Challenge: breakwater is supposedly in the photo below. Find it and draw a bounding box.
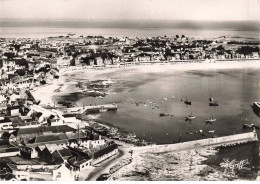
[132,131,258,153]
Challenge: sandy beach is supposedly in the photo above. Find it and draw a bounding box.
[32,60,260,106]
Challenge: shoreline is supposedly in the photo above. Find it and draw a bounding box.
[33,59,260,106]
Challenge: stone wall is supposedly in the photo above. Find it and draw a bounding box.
[133,132,258,153]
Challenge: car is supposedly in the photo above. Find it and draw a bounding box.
[96,173,110,181]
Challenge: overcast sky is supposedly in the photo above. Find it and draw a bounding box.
[0,0,259,21]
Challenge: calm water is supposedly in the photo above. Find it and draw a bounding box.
[0,27,259,39]
[58,66,260,144]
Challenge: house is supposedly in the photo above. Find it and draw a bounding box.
[36,144,71,164]
[0,95,7,104]
[252,52,259,59]
[12,125,76,143]
[0,117,13,130]
[95,57,103,66]
[57,56,72,68]
[67,156,92,171]
[7,105,23,116]
[67,141,118,170]
[52,163,75,181]
[52,148,73,164]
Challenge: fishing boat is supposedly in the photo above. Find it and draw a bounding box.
[209,101,219,106]
[206,116,216,124]
[160,113,169,117]
[184,99,192,105]
[243,123,254,128]
[185,113,196,121]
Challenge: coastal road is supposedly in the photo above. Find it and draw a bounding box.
[79,147,131,181]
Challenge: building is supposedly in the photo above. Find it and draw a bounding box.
[52,163,75,181]
[68,141,118,171]
[0,117,13,130]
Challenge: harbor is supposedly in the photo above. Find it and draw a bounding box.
[54,63,260,144]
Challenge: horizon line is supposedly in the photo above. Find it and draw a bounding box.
[1,18,260,22]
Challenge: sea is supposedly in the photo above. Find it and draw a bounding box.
[0,20,259,39]
[56,66,260,173]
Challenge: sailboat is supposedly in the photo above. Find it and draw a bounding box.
[206,115,216,124]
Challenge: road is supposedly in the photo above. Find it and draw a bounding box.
[78,147,131,181]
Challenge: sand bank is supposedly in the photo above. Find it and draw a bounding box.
[32,60,260,106]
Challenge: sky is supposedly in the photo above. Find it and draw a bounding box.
[0,0,259,21]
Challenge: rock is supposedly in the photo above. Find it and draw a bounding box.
[133,167,150,176]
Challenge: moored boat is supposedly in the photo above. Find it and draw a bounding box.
[206,116,216,124]
[185,113,196,121]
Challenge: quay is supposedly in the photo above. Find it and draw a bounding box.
[132,131,258,154]
[62,104,118,115]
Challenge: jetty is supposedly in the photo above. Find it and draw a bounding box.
[62,103,118,115]
[132,131,258,154]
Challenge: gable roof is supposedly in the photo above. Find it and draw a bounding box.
[57,148,73,158]
[14,125,76,137]
[28,134,68,144]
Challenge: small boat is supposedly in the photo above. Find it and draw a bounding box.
[209,101,219,107]
[163,98,167,101]
[206,116,216,124]
[209,96,214,102]
[185,113,196,121]
[184,99,192,105]
[186,131,193,135]
[171,96,175,99]
[209,130,215,134]
[243,123,255,128]
[199,129,203,133]
[160,113,169,117]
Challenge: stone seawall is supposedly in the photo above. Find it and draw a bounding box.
[133,132,258,153]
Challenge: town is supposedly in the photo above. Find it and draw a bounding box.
[0,34,259,181]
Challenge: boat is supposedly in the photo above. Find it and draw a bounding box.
[206,116,216,124]
[184,99,192,105]
[209,130,215,134]
[186,131,193,135]
[171,96,175,99]
[209,101,219,107]
[209,96,214,102]
[160,113,169,117]
[252,102,260,117]
[243,123,255,128]
[185,113,196,121]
